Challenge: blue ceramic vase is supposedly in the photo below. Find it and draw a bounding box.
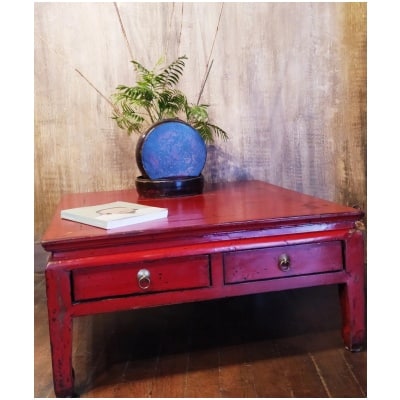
[135,119,206,197]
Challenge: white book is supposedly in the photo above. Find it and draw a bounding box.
[61,201,168,229]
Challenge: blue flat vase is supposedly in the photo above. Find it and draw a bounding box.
[136,119,207,180]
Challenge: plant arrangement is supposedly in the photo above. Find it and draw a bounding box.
[111,55,228,144]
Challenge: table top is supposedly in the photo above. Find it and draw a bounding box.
[42,180,363,252]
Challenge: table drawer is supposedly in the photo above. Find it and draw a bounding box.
[224,241,343,284]
[73,255,210,301]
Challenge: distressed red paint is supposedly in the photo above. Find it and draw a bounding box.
[42,180,366,397]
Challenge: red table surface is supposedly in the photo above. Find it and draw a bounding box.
[42,180,363,251]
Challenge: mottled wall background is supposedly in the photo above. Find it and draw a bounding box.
[34,2,366,241]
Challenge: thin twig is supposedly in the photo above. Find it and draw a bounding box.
[74,68,119,113]
[114,2,134,61]
[197,3,224,105]
[206,3,224,73]
[37,34,117,113]
[197,60,214,105]
[178,3,184,52]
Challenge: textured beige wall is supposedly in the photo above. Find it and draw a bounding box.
[34,2,366,241]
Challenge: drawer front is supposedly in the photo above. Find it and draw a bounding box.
[224,241,343,284]
[73,255,210,301]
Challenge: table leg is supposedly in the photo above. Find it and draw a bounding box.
[339,229,366,352]
[45,268,76,397]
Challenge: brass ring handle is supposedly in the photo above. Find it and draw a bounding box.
[278,254,291,272]
[137,268,151,290]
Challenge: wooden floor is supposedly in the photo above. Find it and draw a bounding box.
[34,272,367,398]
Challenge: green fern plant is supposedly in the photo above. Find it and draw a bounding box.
[111,55,228,144]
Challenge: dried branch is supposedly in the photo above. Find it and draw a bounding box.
[197,3,224,105]
[114,2,134,61]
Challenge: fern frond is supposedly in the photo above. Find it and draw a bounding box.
[131,60,150,77]
[157,89,187,119]
[191,121,214,144]
[207,123,229,141]
[157,55,187,88]
[112,111,145,135]
[186,104,209,123]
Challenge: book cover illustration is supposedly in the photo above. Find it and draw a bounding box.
[61,201,168,229]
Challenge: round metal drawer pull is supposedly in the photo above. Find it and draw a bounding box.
[278,254,291,271]
[137,268,151,290]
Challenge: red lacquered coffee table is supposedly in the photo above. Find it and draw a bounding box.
[41,180,365,397]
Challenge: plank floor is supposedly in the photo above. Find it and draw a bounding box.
[34,273,366,398]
